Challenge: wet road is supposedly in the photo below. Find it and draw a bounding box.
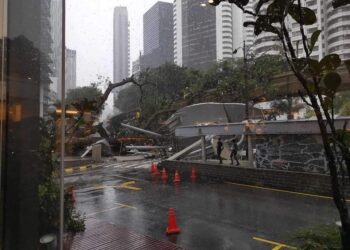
[65,159,339,250]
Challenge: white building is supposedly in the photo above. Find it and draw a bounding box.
[65,49,77,92]
[245,0,350,60]
[113,7,130,109]
[113,6,130,83]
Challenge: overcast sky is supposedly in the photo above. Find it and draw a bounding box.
[66,0,172,87]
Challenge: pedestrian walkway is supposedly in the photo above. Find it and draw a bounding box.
[70,219,186,250]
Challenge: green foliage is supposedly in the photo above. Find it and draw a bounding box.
[115,84,141,113]
[288,4,316,25]
[334,91,350,115]
[213,54,288,103]
[39,118,85,234]
[66,84,104,116]
[64,193,86,233]
[136,63,201,129]
[340,101,350,116]
[289,224,341,250]
[38,177,60,234]
[304,107,315,119]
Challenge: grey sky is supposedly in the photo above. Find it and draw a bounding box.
[66,0,172,87]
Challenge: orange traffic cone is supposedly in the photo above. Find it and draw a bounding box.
[153,166,159,176]
[166,208,180,235]
[174,170,181,183]
[161,168,168,180]
[67,185,76,203]
[150,162,155,173]
[190,167,196,179]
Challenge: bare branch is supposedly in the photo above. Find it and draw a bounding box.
[98,76,137,109]
[298,91,312,106]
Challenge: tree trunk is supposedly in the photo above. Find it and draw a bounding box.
[311,97,350,249]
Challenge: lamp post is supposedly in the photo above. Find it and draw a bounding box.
[233,40,254,167]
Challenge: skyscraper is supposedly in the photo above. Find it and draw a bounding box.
[174,0,249,70]
[113,6,130,83]
[142,1,174,68]
[65,48,77,92]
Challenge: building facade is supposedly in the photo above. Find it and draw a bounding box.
[65,48,77,92]
[142,1,174,69]
[174,0,254,70]
[113,6,130,83]
[246,0,350,60]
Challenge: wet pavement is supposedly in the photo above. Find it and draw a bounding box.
[65,159,339,250]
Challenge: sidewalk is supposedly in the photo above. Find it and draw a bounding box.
[69,219,186,250]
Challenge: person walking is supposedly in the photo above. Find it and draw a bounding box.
[217,137,223,164]
[230,138,240,166]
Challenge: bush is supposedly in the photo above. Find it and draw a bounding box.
[289,224,341,250]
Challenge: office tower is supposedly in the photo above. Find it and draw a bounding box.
[142,1,174,68]
[113,6,130,83]
[65,48,77,92]
[113,6,130,110]
[174,0,251,70]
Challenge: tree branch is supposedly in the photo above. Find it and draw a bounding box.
[98,76,137,109]
[298,91,312,107]
[297,0,310,57]
[144,108,177,129]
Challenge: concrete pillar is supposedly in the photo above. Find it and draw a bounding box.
[248,135,254,168]
[92,144,102,162]
[201,135,206,162]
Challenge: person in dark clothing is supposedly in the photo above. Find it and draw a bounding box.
[217,137,223,164]
[230,138,240,166]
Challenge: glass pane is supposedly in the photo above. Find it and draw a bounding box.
[1,0,63,248]
[64,1,350,249]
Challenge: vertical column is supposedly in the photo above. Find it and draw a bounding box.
[201,135,206,162]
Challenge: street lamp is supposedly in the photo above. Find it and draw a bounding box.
[232,40,254,167]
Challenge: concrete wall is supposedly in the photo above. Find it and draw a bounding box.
[160,160,350,197]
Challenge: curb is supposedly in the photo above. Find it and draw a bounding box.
[64,164,102,174]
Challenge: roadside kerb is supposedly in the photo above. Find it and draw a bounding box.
[64,164,102,174]
[159,160,350,197]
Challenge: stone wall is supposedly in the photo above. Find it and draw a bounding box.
[255,134,327,174]
[160,160,350,197]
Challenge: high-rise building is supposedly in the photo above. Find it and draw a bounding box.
[49,0,62,101]
[113,6,130,83]
[174,0,250,70]
[142,1,174,68]
[66,48,77,92]
[241,0,350,60]
[113,7,130,110]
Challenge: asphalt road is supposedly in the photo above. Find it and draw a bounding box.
[65,159,339,250]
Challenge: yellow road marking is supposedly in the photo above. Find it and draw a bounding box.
[115,202,137,209]
[253,237,296,250]
[225,182,350,201]
[86,202,136,216]
[80,166,87,171]
[91,164,97,169]
[117,181,142,191]
[86,205,123,217]
[65,168,73,174]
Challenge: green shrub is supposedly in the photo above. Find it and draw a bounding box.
[289,224,341,250]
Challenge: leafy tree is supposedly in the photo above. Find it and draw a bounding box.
[135,63,202,130]
[334,91,350,116]
[210,0,350,247]
[66,85,104,116]
[271,97,305,119]
[198,54,289,104]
